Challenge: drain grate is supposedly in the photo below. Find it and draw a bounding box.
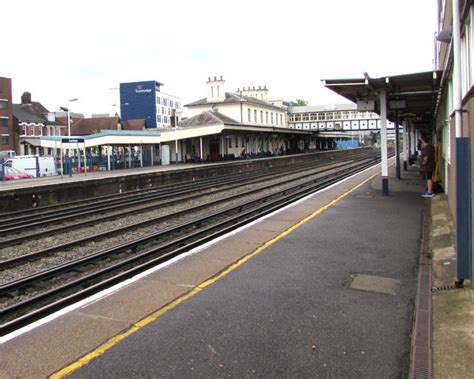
[431,284,463,292]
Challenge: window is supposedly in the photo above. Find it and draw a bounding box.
[461,9,473,96]
[235,136,239,148]
[228,137,232,148]
[280,114,283,125]
[260,111,263,123]
[276,114,279,125]
[170,100,174,108]
[163,98,168,106]
[164,116,168,123]
[271,113,274,124]
[254,109,257,123]
[248,109,251,122]
[1,134,9,145]
[162,107,165,114]
[157,97,161,104]
[0,100,7,109]
[0,117,8,127]
[266,112,268,124]
[211,86,214,98]
[157,115,162,123]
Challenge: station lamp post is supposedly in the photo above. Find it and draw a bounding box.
[60,98,79,136]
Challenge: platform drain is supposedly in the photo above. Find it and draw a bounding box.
[431,284,462,292]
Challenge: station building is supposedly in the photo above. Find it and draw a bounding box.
[119,80,181,129]
[288,103,395,132]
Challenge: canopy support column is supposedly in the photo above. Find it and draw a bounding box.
[379,89,389,195]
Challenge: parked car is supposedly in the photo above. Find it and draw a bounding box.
[0,166,34,180]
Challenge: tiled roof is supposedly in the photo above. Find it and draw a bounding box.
[72,116,120,135]
[12,104,45,123]
[185,92,284,111]
[178,110,239,128]
[122,119,146,131]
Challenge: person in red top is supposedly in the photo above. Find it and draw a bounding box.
[419,134,435,197]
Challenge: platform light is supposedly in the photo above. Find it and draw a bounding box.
[61,98,79,137]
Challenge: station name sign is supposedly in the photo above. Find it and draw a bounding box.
[62,138,85,143]
[135,88,152,93]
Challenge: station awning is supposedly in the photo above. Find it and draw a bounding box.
[323,71,442,130]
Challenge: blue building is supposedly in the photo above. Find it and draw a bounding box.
[120,80,181,129]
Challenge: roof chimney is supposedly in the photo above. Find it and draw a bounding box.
[21,91,32,104]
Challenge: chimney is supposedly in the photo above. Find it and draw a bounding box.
[21,92,32,104]
[206,76,225,103]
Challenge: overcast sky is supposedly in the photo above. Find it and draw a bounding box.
[2,0,437,117]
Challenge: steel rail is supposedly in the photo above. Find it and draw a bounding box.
[0,150,377,245]
[0,149,370,227]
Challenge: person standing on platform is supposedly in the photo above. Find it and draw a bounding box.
[420,135,435,198]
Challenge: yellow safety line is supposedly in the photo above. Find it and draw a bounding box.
[50,169,379,379]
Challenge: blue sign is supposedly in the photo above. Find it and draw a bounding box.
[62,138,85,143]
[120,81,158,129]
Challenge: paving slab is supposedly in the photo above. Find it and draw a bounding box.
[77,279,189,324]
[0,313,128,378]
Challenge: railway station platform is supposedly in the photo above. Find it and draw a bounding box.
[0,161,472,377]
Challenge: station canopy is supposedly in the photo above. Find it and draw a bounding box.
[323,71,442,130]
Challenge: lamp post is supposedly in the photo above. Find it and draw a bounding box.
[60,98,78,136]
[173,109,182,165]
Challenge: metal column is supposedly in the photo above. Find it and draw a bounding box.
[395,110,401,179]
[199,137,203,161]
[379,89,389,195]
[402,123,408,171]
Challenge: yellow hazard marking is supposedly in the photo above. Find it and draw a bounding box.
[50,169,379,378]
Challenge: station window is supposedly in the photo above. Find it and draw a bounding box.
[271,112,274,124]
[280,114,283,125]
[260,111,263,123]
[235,136,239,148]
[254,109,257,123]
[266,112,269,124]
[228,137,232,148]
[248,109,251,122]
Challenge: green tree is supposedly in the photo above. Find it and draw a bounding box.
[289,99,308,106]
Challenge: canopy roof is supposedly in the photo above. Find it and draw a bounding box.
[323,71,442,129]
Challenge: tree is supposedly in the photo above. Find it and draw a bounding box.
[289,99,308,106]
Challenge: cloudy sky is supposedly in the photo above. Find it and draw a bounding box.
[2,0,437,117]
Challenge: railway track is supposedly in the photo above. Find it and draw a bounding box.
[0,149,382,336]
[0,149,369,239]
